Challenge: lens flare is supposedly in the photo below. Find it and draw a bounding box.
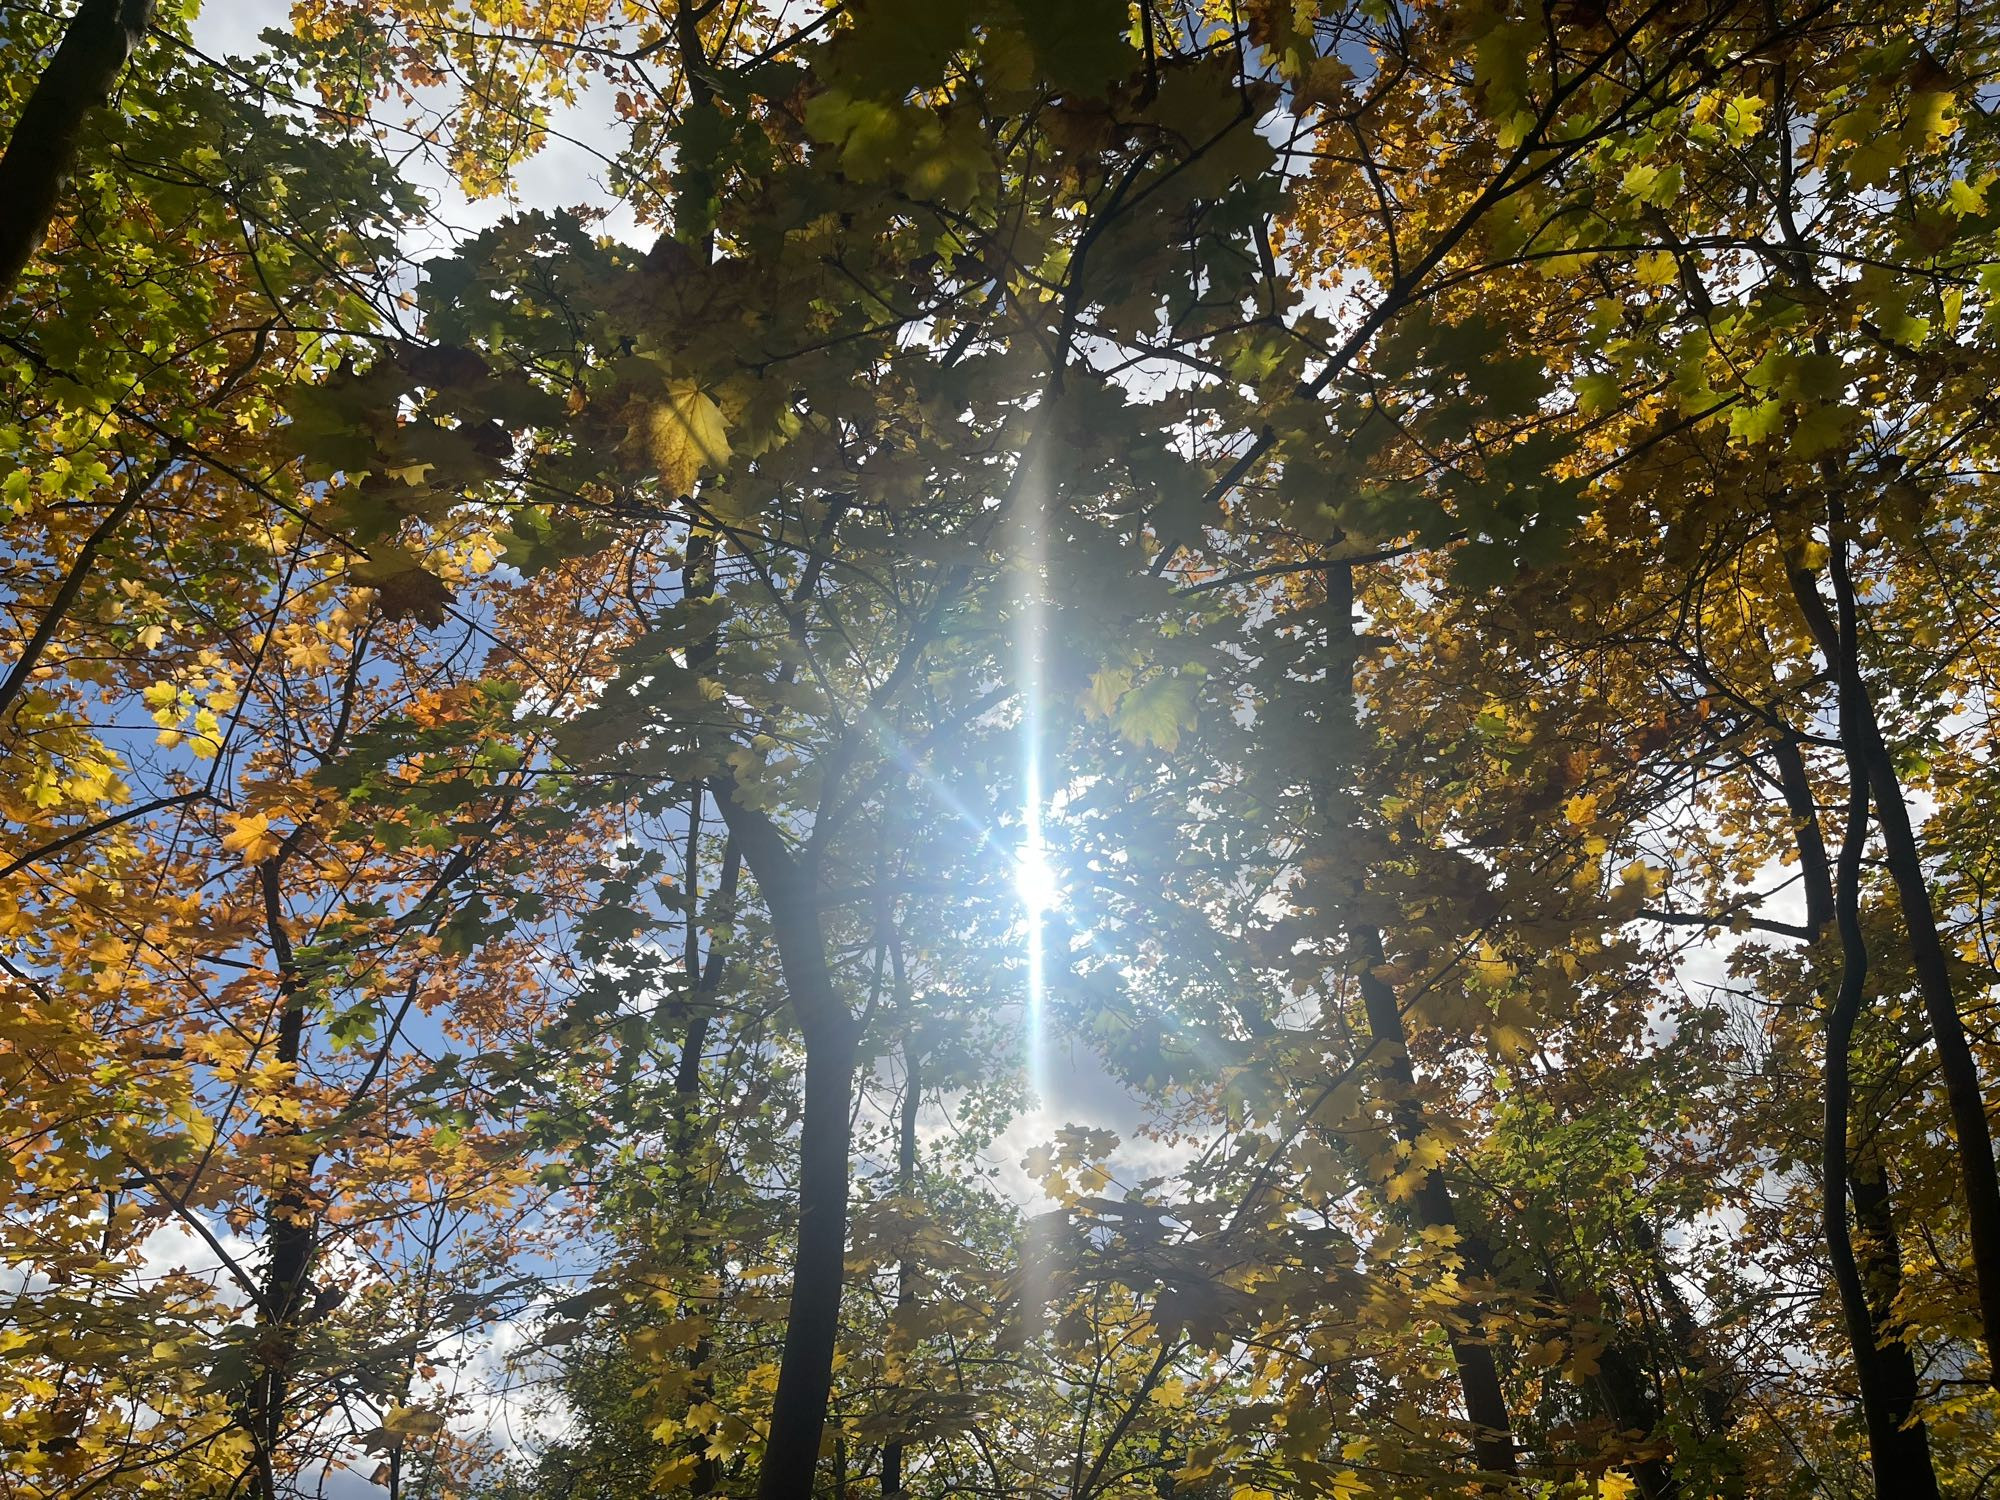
[1014,838,1060,916]
[1015,449,1049,1110]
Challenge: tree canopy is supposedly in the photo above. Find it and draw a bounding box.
[4,0,2000,1497]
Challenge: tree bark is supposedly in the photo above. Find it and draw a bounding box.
[1590,1331,1675,1500]
[1779,521,2000,1381]
[1821,756,1938,1497]
[713,784,858,1500]
[0,0,152,293]
[670,809,739,1497]
[1767,697,1941,1492]
[1326,561,1518,1481]
[1353,939,1519,1480]
[757,1023,855,1498]
[1769,735,1832,935]
[1629,1217,1738,1476]
[880,1043,921,1496]
[1851,1146,1932,1487]
[247,855,316,1496]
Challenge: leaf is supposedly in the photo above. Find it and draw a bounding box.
[1008,0,1138,97]
[222,811,282,865]
[1113,675,1198,750]
[370,564,457,626]
[1728,398,1785,445]
[648,380,732,495]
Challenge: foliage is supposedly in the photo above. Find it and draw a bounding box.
[4,1,2000,1498]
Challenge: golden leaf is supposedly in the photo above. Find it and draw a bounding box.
[648,380,732,495]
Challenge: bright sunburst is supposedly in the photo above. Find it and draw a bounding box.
[1014,837,1060,916]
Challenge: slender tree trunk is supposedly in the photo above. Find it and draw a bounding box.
[0,0,152,293]
[714,785,858,1500]
[1769,735,1832,935]
[1767,710,1941,1493]
[1851,1146,1931,1479]
[247,856,317,1496]
[1766,80,2000,1375]
[669,809,739,1497]
[880,1044,920,1496]
[1325,561,1517,1481]
[1779,522,2000,1381]
[758,1021,856,1497]
[1822,757,1941,1496]
[1353,942,1518,1479]
[1774,558,1939,1492]
[1590,1331,1675,1500]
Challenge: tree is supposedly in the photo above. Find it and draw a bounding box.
[8,1,2000,1497]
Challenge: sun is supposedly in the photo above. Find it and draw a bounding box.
[1014,840,1061,916]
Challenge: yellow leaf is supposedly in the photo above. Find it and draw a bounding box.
[1386,1166,1425,1203]
[648,380,732,495]
[222,811,282,865]
[381,1405,446,1438]
[1634,250,1677,287]
[190,707,222,759]
[1410,1132,1451,1172]
[652,1455,701,1487]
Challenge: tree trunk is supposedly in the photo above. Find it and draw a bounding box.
[1821,757,1939,1497]
[1353,940,1519,1479]
[0,0,152,293]
[880,1044,920,1496]
[247,857,317,1496]
[1766,706,1942,1493]
[670,811,739,1497]
[757,1023,856,1498]
[1780,522,2000,1381]
[1326,561,1518,1481]
[714,785,858,1500]
[1851,1147,1933,1490]
[1629,1217,1738,1476]
[1769,736,1832,935]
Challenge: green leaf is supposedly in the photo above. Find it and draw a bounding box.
[1113,675,1198,750]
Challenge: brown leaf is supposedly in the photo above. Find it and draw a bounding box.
[372,566,456,627]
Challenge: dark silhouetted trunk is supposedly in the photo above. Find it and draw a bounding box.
[0,0,152,292]
[1789,552,1944,1497]
[1629,1217,1738,1471]
[1769,735,1832,934]
[757,1023,855,1497]
[1784,536,2000,1392]
[1780,522,2000,1384]
[714,786,857,1500]
[1822,756,1938,1497]
[247,857,317,1497]
[670,809,739,1497]
[1851,1147,1932,1486]
[1353,938,1518,1479]
[1326,561,1517,1481]
[1768,693,1942,1493]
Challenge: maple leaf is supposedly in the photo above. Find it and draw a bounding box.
[1113,675,1198,750]
[370,564,457,627]
[221,811,282,865]
[648,380,731,495]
